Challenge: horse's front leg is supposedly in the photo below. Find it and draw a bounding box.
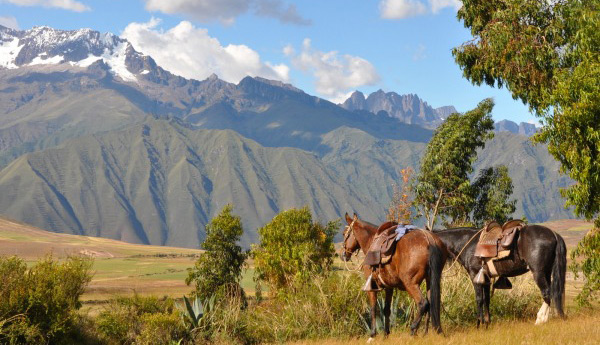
[473,282,484,328]
[483,283,491,326]
[367,291,378,342]
[383,288,393,337]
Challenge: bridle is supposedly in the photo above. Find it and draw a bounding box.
[342,218,357,254]
[341,218,363,271]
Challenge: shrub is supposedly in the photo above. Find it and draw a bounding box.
[0,255,92,344]
[570,227,600,306]
[137,313,185,345]
[96,294,186,345]
[252,207,338,291]
[245,272,368,342]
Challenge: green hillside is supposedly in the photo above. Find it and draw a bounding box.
[0,66,146,166]
[0,118,380,248]
[0,117,575,248]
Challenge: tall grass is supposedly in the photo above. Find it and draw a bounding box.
[86,266,542,344]
[207,272,368,344]
[440,266,540,327]
[206,266,541,343]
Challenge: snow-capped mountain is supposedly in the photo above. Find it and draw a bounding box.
[0,25,153,82]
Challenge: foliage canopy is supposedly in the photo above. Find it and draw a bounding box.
[186,205,247,301]
[472,165,517,227]
[453,0,599,303]
[0,255,92,344]
[414,99,496,229]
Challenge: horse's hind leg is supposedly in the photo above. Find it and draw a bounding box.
[406,283,429,336]
[532,269,552,325]
[367,291,378,342]
[383,288,393,337]
[424,287,431,335]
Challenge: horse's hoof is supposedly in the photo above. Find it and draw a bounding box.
[367,337,375,343]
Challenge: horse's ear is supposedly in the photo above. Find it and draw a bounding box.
[345,213,352,224]
[353,213,358,221]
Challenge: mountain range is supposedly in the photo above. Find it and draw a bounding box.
[0,25,574,248]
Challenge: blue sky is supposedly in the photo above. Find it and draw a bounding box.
[0,0,537,123]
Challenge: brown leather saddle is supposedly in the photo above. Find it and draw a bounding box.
[475,219,525,259]
[364,221,400,266]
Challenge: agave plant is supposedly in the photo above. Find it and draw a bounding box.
[177,295,215,330]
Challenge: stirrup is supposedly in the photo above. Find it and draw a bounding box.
[493,276,512,289]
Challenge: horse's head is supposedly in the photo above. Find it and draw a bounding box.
[341,213,361,261]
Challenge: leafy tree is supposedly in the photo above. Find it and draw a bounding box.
[186,205,247,301]
[471,165,517,226]
[414,99,495,229]
[252,207,337,291]
[453,0,599,304]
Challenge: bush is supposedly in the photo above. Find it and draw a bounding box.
[96,294,186,345]
[245,272,368,343]
[0,255,92,344]
[137,313,185,345]
[252,207,338,291]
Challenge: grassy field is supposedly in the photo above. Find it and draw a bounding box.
[0,216,594,307]
[291,311,600,345]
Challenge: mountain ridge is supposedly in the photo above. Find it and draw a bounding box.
[0,24,575,248]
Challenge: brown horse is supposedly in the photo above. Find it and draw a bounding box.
[341,213,447,340]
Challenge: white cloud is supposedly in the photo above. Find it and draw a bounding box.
[527,118,543,128]
[0,16,19,30]
[379,0,461,19]
[3,0,90,12]
[143,0,310,25]
[430,0,461,13]
[121,19,289,83]
[380,0,427,19]
[285,38,380,101]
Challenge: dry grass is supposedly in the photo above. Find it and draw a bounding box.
[291,311,600,345]
[0,216,203,305]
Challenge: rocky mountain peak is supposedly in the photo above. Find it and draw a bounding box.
[494,119,538,137]
[341,89,449,129]
[341,91,366,110]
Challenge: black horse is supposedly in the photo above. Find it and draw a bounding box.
[433,224,566,327]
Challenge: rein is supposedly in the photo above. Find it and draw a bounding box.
[443,228,483,274]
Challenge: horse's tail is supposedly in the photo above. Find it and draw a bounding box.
[551,231,567,319]
[428,242,444,333]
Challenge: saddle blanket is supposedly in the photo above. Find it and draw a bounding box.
[394,224,417,240]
